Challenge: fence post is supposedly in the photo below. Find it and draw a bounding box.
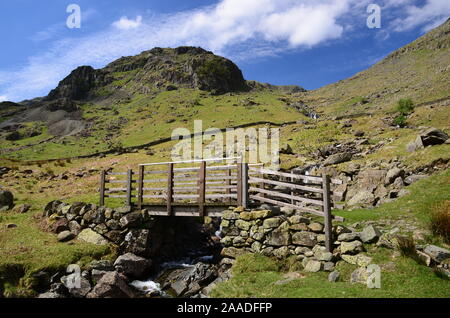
[322,173,333,252]
[241,162,249,209]
[99,170,106,206]
[198,161,206,217]
[126,169,133,207]
[167,163,174,216]
[137,165,144,210]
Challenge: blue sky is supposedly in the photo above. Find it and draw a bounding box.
[0,0,449,102]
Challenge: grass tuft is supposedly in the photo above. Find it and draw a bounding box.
[429,200,450,243]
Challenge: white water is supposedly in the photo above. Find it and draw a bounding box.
[130,280,162,295]
[129,255,214,297]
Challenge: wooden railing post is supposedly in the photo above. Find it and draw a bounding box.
[226,169,232,204]
[126,169,133,207]
[237,163,242,206]
[137,165,144,210]
[322,173,333,252]
[99,170,106,206]
[198,161,206,217]
[241,162,249,209]
[167,163,174,216]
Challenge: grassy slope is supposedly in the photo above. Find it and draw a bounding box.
[211,250,449,298]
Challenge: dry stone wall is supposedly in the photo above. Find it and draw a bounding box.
[219,205,342,272]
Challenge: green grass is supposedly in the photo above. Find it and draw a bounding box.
[211,249,450,298]
[0,211,113,297]
[334,169,450,226]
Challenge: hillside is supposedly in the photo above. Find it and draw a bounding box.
[304,18,450,118]
[0,17,449,299]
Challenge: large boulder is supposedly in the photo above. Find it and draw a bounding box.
[407,128,449,152]
[113,253,151,278]
[77,228,108,245]
[86,271,137,298]
[0,190,14,211]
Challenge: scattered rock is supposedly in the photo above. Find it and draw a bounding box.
[404,174,428,185]
[347,190,376,207]
[423,245,450,263]
[360,225,381,243]
[13,204,31,214]
[385,168,404,185]
[323,152,352,166]
[328,271,340,282]
[350,267,369,284]
[57,230,76,242]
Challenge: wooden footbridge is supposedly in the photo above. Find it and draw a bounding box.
[99,158,343,251]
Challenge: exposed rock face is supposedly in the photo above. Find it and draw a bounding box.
[104,46,248,95]
[47,66,110,101]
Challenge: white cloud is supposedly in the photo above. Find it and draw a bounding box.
[0,95,8,102]
[391,0,450,32]
[1,0,448,102]
[1,0,360,101]
[112,15,143,30]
